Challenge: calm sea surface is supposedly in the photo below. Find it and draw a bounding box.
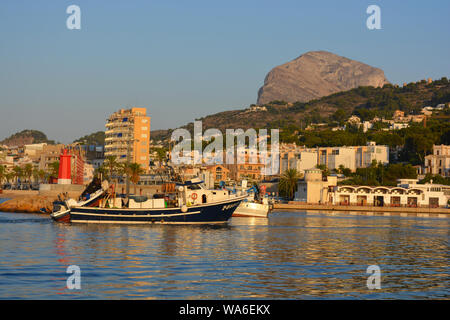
[0,200,449,299]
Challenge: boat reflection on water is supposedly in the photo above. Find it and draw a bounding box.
[231,216,269,226]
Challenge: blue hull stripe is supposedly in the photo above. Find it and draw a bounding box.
[69,197,244,224]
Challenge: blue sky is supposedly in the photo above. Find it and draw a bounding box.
[0,0,449,143]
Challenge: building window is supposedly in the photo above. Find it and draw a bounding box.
[141,134,147,138]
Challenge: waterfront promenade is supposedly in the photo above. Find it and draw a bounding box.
[275,202,450,215]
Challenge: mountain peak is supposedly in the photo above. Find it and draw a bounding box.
[257,51,389,105]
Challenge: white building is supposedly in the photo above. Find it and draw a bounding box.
[279,142,389,174]
[295,172,449,207]
[280,150,317,175]
[390,123,409,130]
[294,169,337,204]
[424,145,450,177]
[333,179,449,207]
[355,142,389,169]
[327,147,356,172]
[23,143,47,156]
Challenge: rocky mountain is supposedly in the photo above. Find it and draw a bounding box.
[257,51,389,104]
[0,130,55,147]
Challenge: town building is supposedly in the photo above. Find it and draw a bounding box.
[205,164,230,182]
[81,144,105,169]
[355,142,389,169]
[294,172,449,208]
[38,144,66,172]
[424,145,450,177]
[279,142,389,174]
[280,149,317,175]
[105,107,151,172]
[294,169,337,204]
[332,179,449,207]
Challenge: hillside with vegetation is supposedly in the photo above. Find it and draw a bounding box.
[73,131,105,145]
[0,130,55,147]
[151,77,450,142]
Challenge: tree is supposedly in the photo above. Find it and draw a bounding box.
[0,165,5,184]
[316,164,330,178]
[5,172,15,184]
[103,155,119,182]
[332,109,347,125]
[278,169,300,200]
[153,148,167,167]
[337,165,352,177]
[12,166,23,184]
[127,163,145,195]
[24,164,33,183]
[48,162,59,178]
[419,174,450,185]
[33,168,46,184]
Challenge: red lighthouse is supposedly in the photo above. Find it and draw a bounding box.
[58,149,72,185]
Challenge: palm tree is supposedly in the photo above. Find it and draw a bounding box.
[278,169,300,200]
[24,163,33,183]
[103,155,119,182]
[154,148,167,167]
[0,165,6,185]
[116,162,129,183]
[48,162,59,178]
[5,171,14,184]
[32,168,45,184]
[12,166,23,184]
[127,163,144,195]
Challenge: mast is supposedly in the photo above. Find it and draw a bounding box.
[125,117,134,197]
[126,137,131,197]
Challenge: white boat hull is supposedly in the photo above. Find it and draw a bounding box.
[232,201,270,218]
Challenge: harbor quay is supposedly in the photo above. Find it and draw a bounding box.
[274,203,450,215]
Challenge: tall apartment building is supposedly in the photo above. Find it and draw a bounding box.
[105,108,151,171]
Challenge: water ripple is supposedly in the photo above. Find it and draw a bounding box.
[0,210,448,299]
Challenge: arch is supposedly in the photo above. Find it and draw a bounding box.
[390,187,406,195]
[373,187,390,194]
[338,186,357,193]
[356,187,372,194]
[407,188,423,195]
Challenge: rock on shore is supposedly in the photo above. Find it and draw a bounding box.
[0,195,55,214]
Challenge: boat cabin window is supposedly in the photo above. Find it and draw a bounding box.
[187,184,201,190]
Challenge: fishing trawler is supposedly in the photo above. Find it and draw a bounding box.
[231,181,271,218]
[51,178,247,224]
